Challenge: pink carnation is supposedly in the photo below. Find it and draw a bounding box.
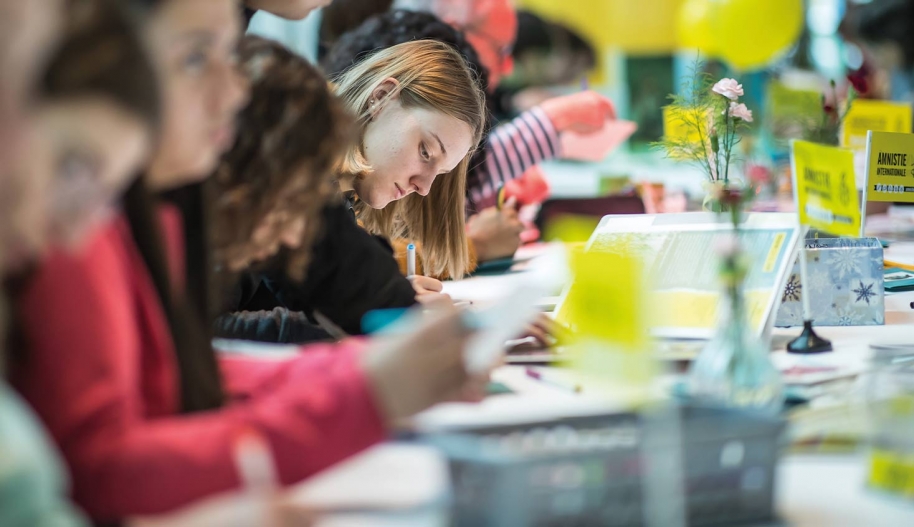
[728,102,753,122]
[712,78,744,100]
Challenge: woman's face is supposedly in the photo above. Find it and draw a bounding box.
[145,0,248,191]
[355,81,474,209]
[35,97,152,248]
[0,0,62,270]
[238,211,306,270]
[230,169,314,271]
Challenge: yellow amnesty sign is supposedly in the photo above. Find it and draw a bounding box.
[791,140,860,237]
[864,131,914,203]
[842,99,912,151]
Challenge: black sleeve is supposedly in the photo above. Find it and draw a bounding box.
[213,307,332,343]
[258,201,417,335]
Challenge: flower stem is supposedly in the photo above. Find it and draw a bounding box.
[723,102,731,184]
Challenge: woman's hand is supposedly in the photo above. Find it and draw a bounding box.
[361,305,482,423]
[408,274,453,307]
[467,197,524,262]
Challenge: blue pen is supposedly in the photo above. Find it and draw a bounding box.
[406,243,416,277]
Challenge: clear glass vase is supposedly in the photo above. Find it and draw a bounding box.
[687,287,784,415]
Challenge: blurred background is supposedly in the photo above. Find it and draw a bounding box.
[249,0,907,211]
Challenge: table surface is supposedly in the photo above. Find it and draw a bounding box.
[175,239,914,526]
[437,240,914,526]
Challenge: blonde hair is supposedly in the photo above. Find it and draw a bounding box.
[333,39,486,278]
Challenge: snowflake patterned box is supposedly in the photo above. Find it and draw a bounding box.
[775,237,884,327]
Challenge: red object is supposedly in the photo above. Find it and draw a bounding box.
[847,64,871,96]
[11,206,386,521]
[501,166,551,207]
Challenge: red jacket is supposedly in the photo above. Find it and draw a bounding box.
[12,207,387,520]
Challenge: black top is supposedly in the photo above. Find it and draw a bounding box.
[243,7,257,30]
[214,199,417,343]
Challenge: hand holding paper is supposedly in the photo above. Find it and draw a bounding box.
[540,91,617,134]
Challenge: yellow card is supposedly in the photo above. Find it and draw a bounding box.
[842,99,912,151]
[791,140,860,237]
[865,131,914,203]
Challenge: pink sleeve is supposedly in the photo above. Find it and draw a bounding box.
[13,233,387,520]
[469,107,561,209]
[218,338,371,401]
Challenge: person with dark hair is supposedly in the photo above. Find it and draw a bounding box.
[318,0,393,57]
[493,9,597,118]
[35,0,161,248]
[210,36,352,279]
[854,0,914,104]
[11,0,488,522]
[1,0,159,524]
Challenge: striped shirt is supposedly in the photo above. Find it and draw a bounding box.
[467,106,561,211]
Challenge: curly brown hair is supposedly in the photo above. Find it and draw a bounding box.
[209,36,355,283]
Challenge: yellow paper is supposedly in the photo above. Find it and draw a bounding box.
[562,249,645,348]
[865,131,914,203]
[654,289,768,334]
[559,248,655,399]
[791,140,860,237]
[842,99,913,151]
[662,105,708,145]
[869,448,914,497]
[767,81,821,121]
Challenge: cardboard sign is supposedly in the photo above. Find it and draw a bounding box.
[842,99,912,151]
[791,140,860,237]
[864,131,914,203]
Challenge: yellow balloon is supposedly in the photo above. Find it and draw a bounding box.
[711,0,804,71]
[677,0,718,56]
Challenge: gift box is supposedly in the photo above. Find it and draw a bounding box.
[775,237,884,327]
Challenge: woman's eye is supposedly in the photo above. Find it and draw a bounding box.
[57,149,99,184]
[420,143,430,161]
[182,50,208,74]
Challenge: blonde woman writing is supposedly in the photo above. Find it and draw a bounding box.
[333,39,487,280]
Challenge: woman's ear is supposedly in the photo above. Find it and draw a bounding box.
[367,77,400,119]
